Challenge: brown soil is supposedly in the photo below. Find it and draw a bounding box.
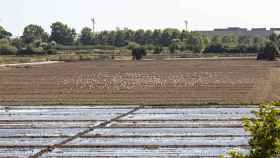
[0,59,279,105]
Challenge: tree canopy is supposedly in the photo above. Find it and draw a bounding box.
[79,27,94,45]
[22,24,48,43]
[1,22,280,55]
[49,22,76,45]
[0,26,12,39]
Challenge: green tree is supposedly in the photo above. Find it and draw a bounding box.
[114,29,127,47]
[0,39,17,55]
[160,28,180,46]
[144,30,153,45]
[107,31,116,45]
[49,22,76,45]
[169,39,180,53]
[95,31,110,45]
[79,27,94,45]
[211,35,222,45]
[169,43,177,53]
[123,28,135,43]
[269,33,278,43]
[224,102,280,158]
[0,26,12,39]
[204,36,224,53]
[238,36,251,46]
[186,33,208,53]
[222,34,238,48]
[152,29,162,46]
[252,37,266,52]
[238,36,251,53]
[11,38,25,50]
[22,24,48,44]
[180,30,190,42]
[269,33,280,55]
[134,29,145,45]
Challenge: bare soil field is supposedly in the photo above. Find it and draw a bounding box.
[0,58,279,105]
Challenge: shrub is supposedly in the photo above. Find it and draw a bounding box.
[0,39,17,55]
[18,45,45,55]
[153,46,163,54]
[127,42,140,50]
[41,42,57,54]
[169,43,178,53]
[257,42,278,61]
[143,44,155,51]
[132,47,147,60]
[223,102,280,158]
[54,44,116,50]
[204,43,224,53]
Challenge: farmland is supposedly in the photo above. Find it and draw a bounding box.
[0,105,253,157]
[0,58,279,105]
[0,58,279,157]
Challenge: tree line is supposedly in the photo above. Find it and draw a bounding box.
[0,22,279,55]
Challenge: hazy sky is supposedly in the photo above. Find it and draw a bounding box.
[1,0,280,36]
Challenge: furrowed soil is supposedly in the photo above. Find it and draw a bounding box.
[0,59,279,105]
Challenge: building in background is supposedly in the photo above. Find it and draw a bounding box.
[196,27,280,38]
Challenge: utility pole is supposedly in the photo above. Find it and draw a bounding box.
[184,20,188,31]
[91,18,95,33]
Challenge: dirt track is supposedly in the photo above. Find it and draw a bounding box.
[0,59,279,105]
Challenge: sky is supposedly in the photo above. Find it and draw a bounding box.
[0,0,280,36]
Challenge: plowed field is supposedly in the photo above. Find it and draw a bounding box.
[0,59,279,105]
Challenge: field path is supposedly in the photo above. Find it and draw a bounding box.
[0,61,60,67]
[0,105,254,157]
